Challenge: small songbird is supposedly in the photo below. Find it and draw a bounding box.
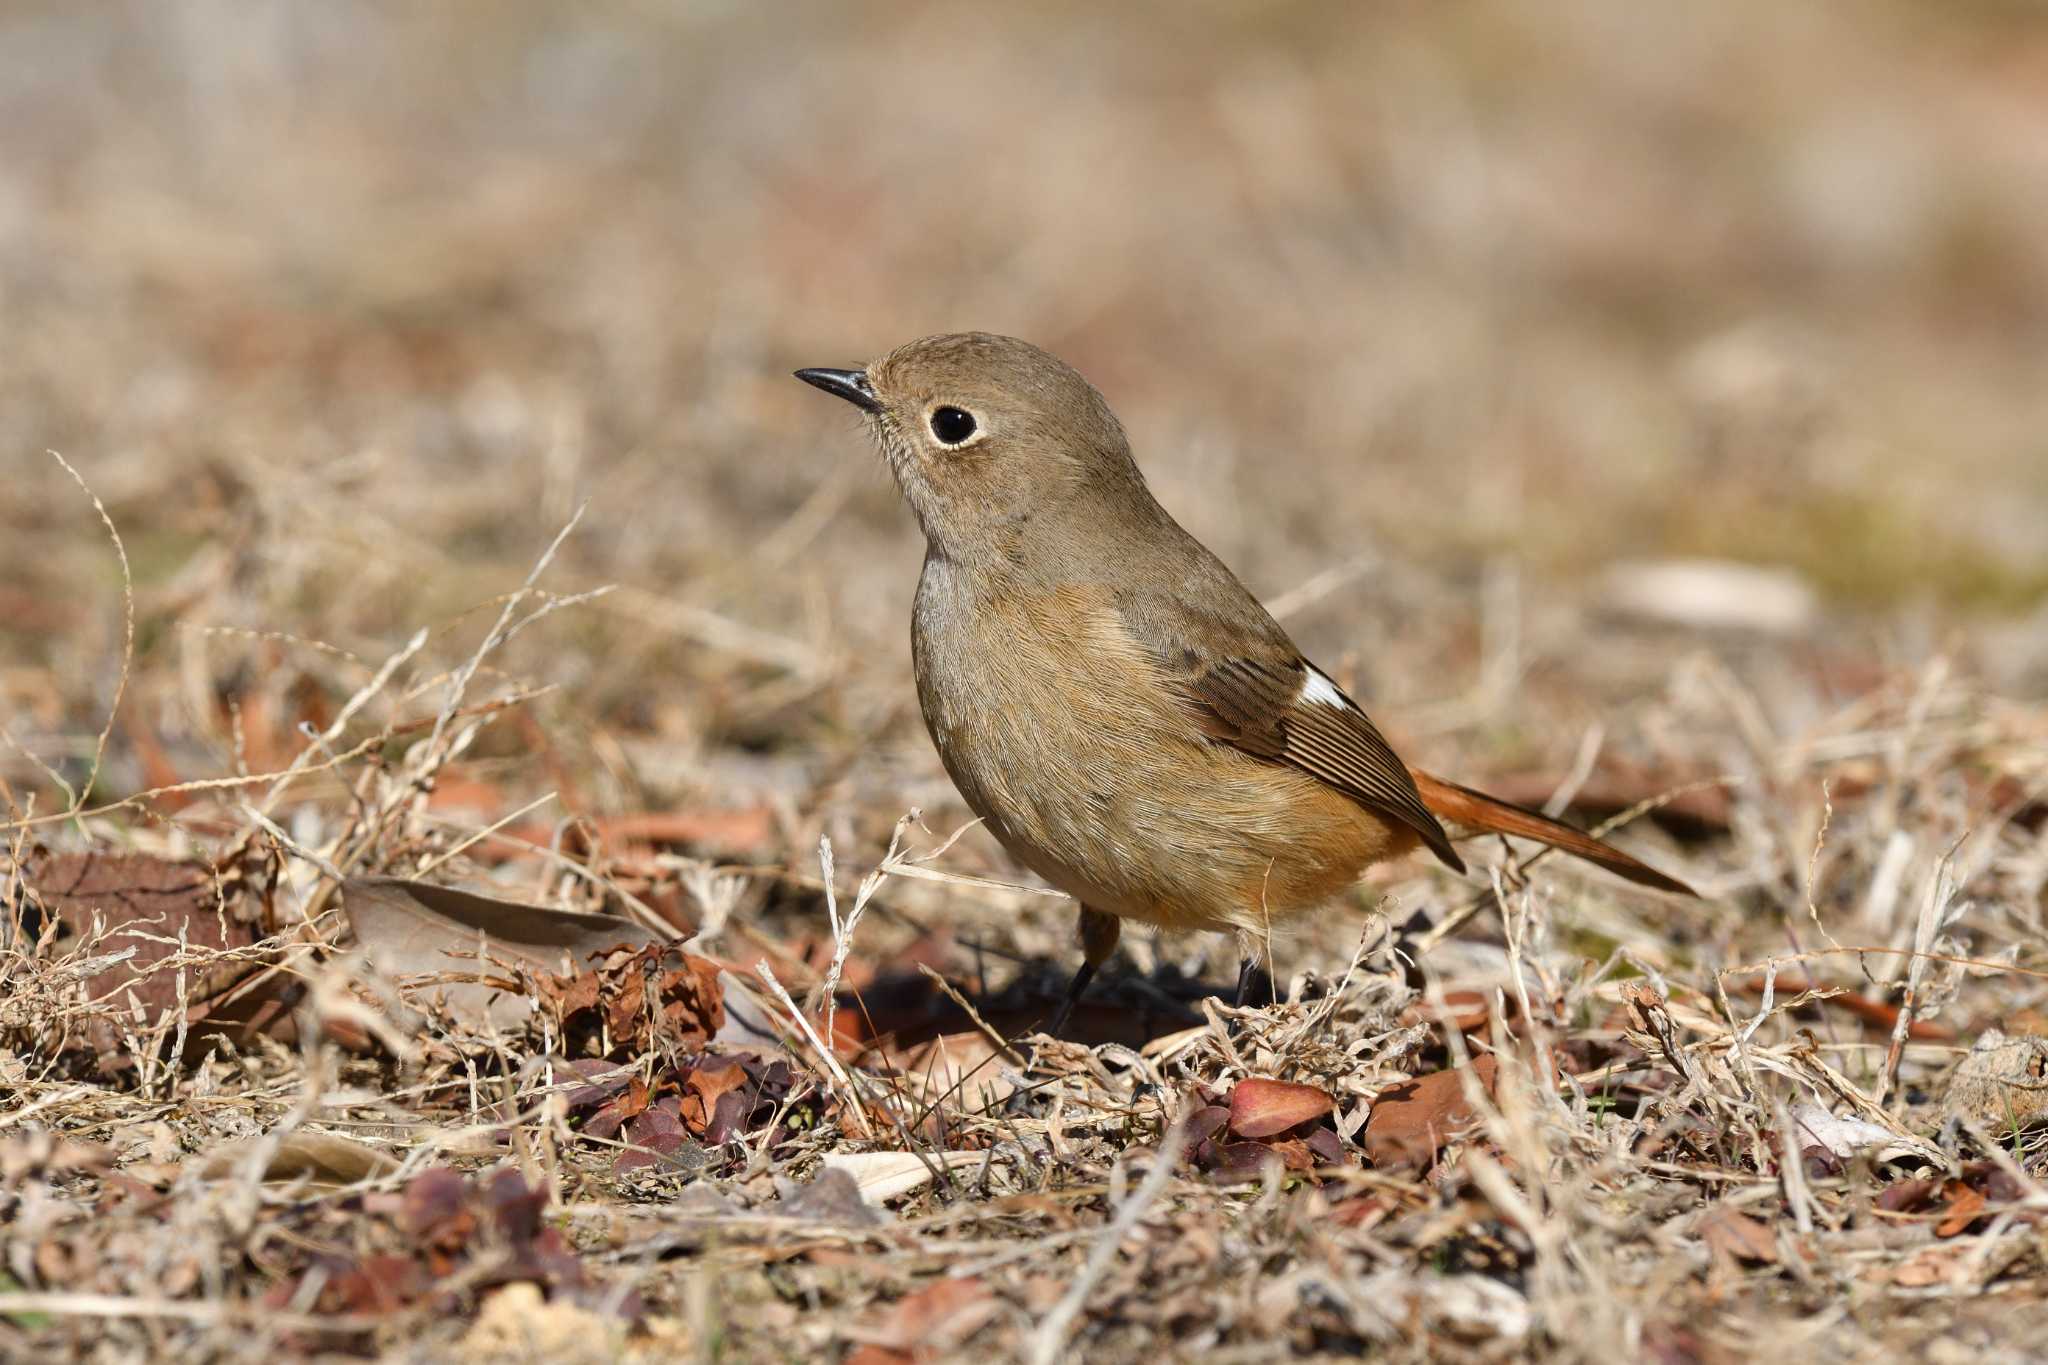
[797,333,1694,1031]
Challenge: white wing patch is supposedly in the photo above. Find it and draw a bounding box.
[1299,667,1349,709]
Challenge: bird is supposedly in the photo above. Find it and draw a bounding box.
[796,332,1695,1033]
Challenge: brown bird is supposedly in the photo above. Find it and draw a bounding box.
[797,333,1694,1031]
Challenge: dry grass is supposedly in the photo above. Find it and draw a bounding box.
[3,2,2048,1360]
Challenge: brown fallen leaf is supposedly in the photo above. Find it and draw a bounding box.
[886,1031,1017,1112]
[1935,1181,1989,1238]
[536,942,727,1057]
[594,809,777,855]
[1473,762,1733,839]
[1228,1077,1335,1139]
[1364,1057,1501,1170]
[598,945,724,1050]
[10,848,283,1069]
[681,1057,749,1134]
[192,1132,402,1187]
[341,876,662,1032]
[264,1165,642,1333]
[1888,1245,1969,1288]
[781,1166,886,1225]
[846,1276,998,1364]
[1696,1204,1779,1265]
[1399,989,1495,1034]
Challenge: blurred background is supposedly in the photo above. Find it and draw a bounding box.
[3,1,2044,961]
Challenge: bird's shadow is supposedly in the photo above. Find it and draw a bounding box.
[835,955,1249,1052]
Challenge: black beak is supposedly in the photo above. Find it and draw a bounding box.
[794,367,881,413]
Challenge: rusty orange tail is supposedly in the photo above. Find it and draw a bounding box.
[1410,769,1697,897]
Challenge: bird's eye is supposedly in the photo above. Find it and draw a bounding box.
[928,406,978,446]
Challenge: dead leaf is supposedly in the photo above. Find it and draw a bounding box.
[1935,1181,1989,1238]
[845,1348,915,1365]
[847,1276,998,1363]
[9,848,284,1069]
[593,809,777,855]
[681,1057,749,1135]
[265,1164,641,1331]
[1696,1204,1779,1265]
[1363,1057,1499,1169]
[193,1132,401,1187]
[1889,1245,1969,1288]
[492,808,776,863]
[616,1098,713,1177]
[1264,1137,1316,1171]
[1400,989,1493,1033]
[597,945,724,1050]
[1472,759,1733,838]
[536,942,726,1056]
[1785,1103,1942,1166]
[582,1075,650,1140]
[1729,974,1953,1041]
[342,876,661,1031]
[1939,1029,2048,1133]
[1228,1078,1334,1138]
[818,1151,981,1204]
[781,1166,885,1225]
[1875,1175,1942,1216]
[889,1031,1016,1111]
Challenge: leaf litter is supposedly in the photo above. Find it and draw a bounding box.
[4,319,2048,1363]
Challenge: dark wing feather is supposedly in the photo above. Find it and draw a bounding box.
[1099,532,1463,874]
[1183,656,1466,873]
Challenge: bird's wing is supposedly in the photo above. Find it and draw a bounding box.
[1104,560,1462,870]
[1165,647,1466,872]
[1108,581,1695,894]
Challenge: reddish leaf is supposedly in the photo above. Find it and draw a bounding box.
[1364,1057,1499,1170]
[555,943,726,1056]
[401,1167,468,1225]
[1876,1176,1941,1214]
[483,1167,548,1242]
[1329,1194,1390,1228]
[1180,1105,1231,1161]
[493,808,776,863]
[1227,1078,1334,1138]
[584,1076,650,1140]
[681,1058,749,1136]
[12,848,281,1068]
[846,1350,916,1365]
[1936,1181,1988,1238]
[328,1254,427,1315]
[706,1089,752,1145]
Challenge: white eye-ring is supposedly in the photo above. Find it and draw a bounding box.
[926,404,983,448]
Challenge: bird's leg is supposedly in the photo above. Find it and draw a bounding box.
[1234,956,1277,1007]
[1048,906,1121,1036]
[1233,929,1274,1007]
